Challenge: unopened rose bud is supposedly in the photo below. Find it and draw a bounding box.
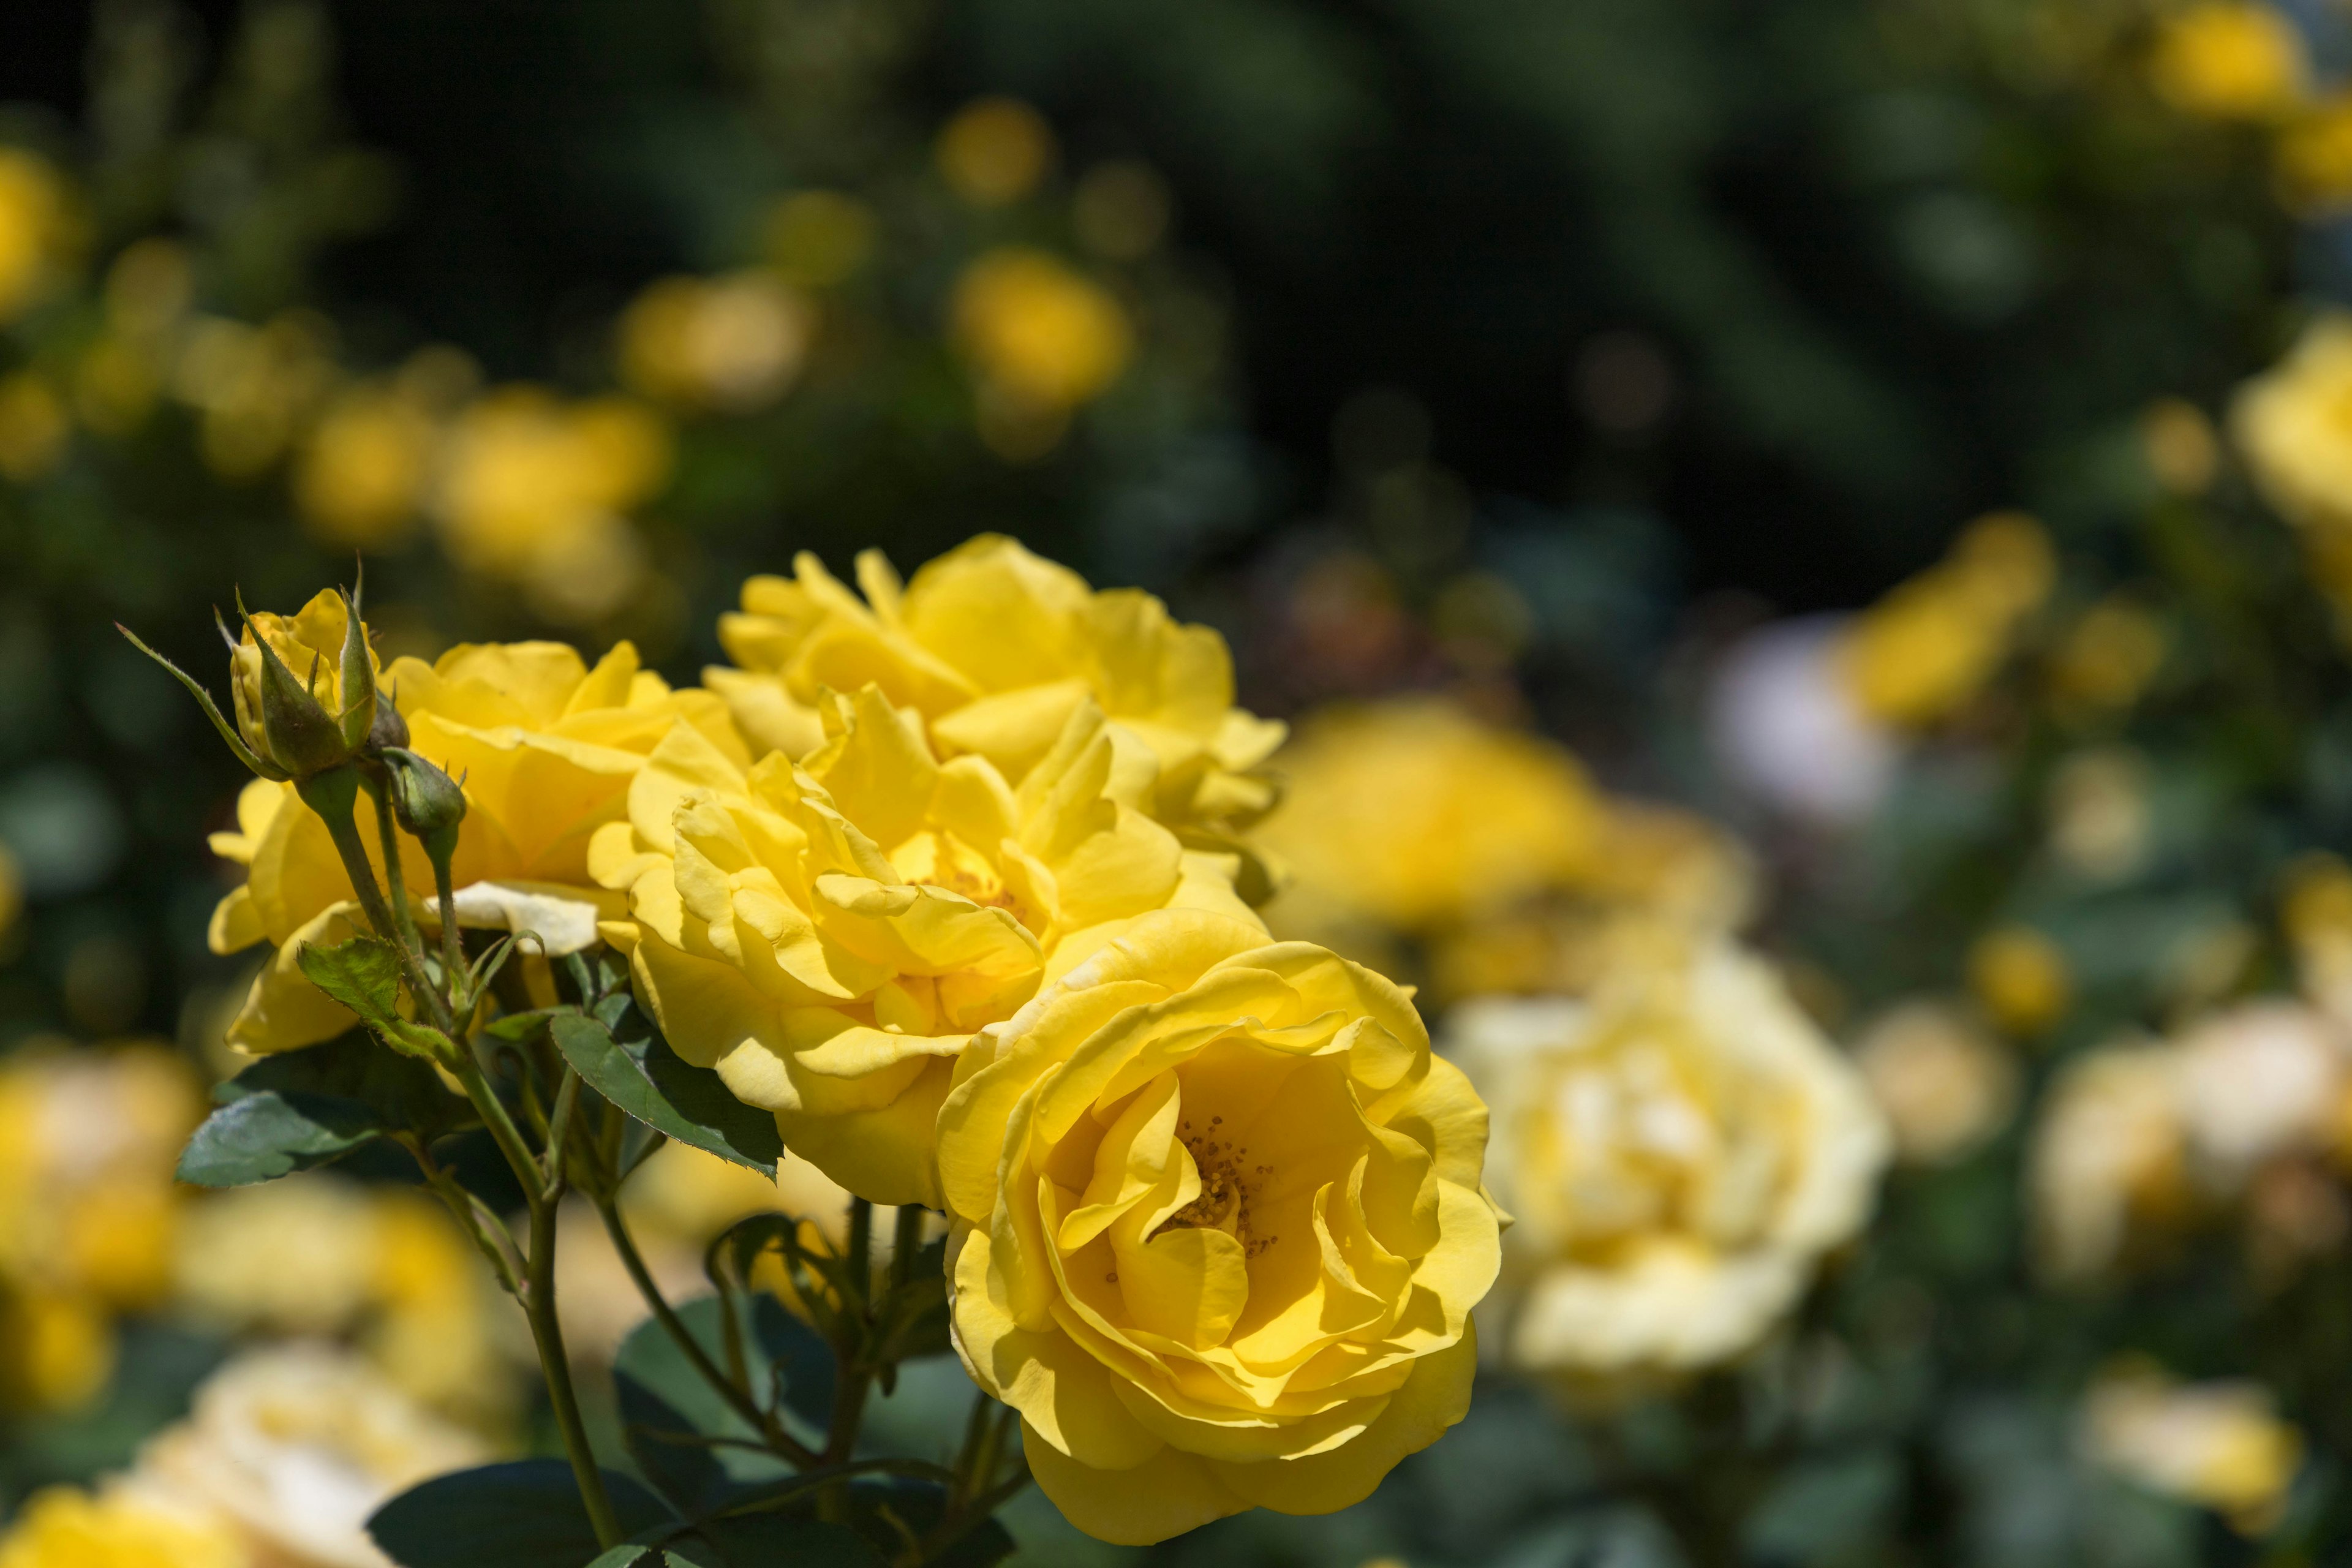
[366,691,410,754]
[380,747,467,861]
[221,589,380,782]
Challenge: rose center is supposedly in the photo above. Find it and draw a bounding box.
[1154,1115,1276,1259]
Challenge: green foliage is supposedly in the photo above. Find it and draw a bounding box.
[177,1029,470,1185]
[365,1461,672,1568]
[549,1005,783,1179]
[295,933,453,1058]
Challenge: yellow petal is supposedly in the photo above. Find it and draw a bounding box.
[1024,1430,1250,1546]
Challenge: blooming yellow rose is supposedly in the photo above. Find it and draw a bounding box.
[594,682,1259,1205]
[1836,511,2055,728]
[2080,1365,2304,1535]
[1257,698,1604,940]
[209,605,748,1052]
[0,1485,246,1568]
[933,911,1501,1544]
[706,535,1285,867]
[2234,313,2352,542]
[1445,937,1888,1382]
[2030,1041,2190,1280]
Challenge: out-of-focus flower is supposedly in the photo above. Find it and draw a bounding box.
[2234,315,2352,553]
[1261,697,1603,939]
[0,840,20,944]
[938,913,1499,1544]
[2277,94,2352,214]
[2283,852,2352,1026]
[2049,598,2168,722]
[708,537,1285,864]
[2141,399,2220,494]
[210,622,746,1051]
[431,389,672,624]
[0,1485,246,1568]
[2046,747,2153,881]
[172,312,339,480]
[764,190,876,288]
[73,241,190,439]
[2080,1365,2303,1534]
[2147,2,2307,120]
[0,372,68,482]
[1710,616,1899,826]
[619,271,813,413]
[2032,1042,2189,1279]
[952,248,1131,457]
[293,352,476,549]
[1969,925,2073,1037]
[172,1174,503,1421]
[1853,1001,2018,1165]
[134,1344,489,1568]
[936,97,1054,206]
[593,685,1260,1205]
[2172,1001,2351,1173]
[0,149,72,324]
[0,1042,205,1410]
[1838,512,2056,729]
[1447,936,1889,1384]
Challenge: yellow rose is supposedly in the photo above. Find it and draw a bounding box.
[1852,1001,2019,1166]
[0,1486,246,1568]
[951,248,1131,413]
[226,586,376,779]
[1445,938,1889,1382]
[935,911,1501,1544]
[707,535,1286,867]
[2081,1365,2304,1535]
[2234,313,2352,545]
[2030,1041,2190,1280]
[209,614,749,1052]
[133,1344,488,1568]
[2147,2,2307,120]
[1838,511,2055,728]
[619,271,812,413]
[594,683,1260,1206]
[1258,698,1605,940]
[0,149,70,325]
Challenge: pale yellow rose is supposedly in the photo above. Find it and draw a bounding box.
[1446,938,1889,1382]
[1852,1001,2018,1166]
[1259,698,1604,940]
[2080,1365,2304,1535]
[2231,317,2352,615]
[0,1485,247,1568]
[209,617,748,1052]
[2031,1042,2191,1280]
[619,271,812,413]
[1837,511,2055,728]
[707,535,1285,869]
[935,911,1500,1544]
[133,1344,489,1568]
[594,682,1259,1205]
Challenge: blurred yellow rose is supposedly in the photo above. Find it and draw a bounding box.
[294,387,440,549]
[172,312,338,480]
[593,683,1259,1205]
[952,248,1131,456]
[2032,1041,2190,1279]
[1969,925,2073,1036]
[2049,598,2168,721]
[1838,512,2055,727]
[709,536,1286,866]
[0,1485,246,1568]
[2147,2,2307,120]
[2081,1365,2303,1534]
[134,1344,489,1568]
[0,149,71,325]
[1852,1001,2018,1165]
[432,388,671,624]
[1446,937,1888,1382]
[936,912,1499,1544]
[620,271,812,413]
[2277,93,2352,214]
[0,372,69,482]
[1259,698,1604,940]
[209,614,748,1052]
[937,98,1055,206]
[2232,312,2352,622]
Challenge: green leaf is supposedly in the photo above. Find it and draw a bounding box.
[178,1031,470,1186]
[366,1460,671,1568]
[295,935,454,1060]
[670,1517,883,1567]
[579,1551,657,1568]
[551,1009,780,1177]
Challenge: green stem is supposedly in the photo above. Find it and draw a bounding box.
[593,1196,820,1468]
[429,850,467,1006]
[361,773,426,968]
[906,1462,1031,1568]
[949,1391,995,1507]
[527,1163,621,1550]
[311,778,458,1038]
[889,1202,923,1294]
[542,1067,581,1201]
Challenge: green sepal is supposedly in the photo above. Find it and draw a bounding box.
[252,612,352,776]
[115,622,287,780]
[336,584,377,753]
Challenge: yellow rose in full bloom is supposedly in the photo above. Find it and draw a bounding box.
[935,911,1502,1544]
[1258,698,1605,939]
[209,604,748,1052]
[706,535,1286,868]
[1445,937,1889,1382]
[593,683,1259,1205]
[0,1486,246,1568]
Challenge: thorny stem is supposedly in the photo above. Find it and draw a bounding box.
[395,1134,523,1295]
[593,1196,820,1469]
